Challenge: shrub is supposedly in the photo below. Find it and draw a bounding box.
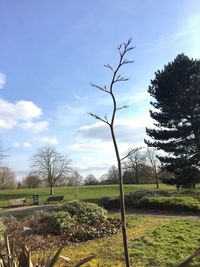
[24,210,49,234]
[99,190,171,210]
[0,217,5,242]
[174,189,200,201]
[98,197,120,210]
[45,211,73,235]
[28,201,121,242]
[55,200,108,225]
[137,196,200,212]
[70,217,121,242]
[126,190,171,208]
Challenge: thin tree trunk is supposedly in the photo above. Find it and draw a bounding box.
[110,126,130,267]
[50,185,54,195]
[155,172,159,189]
[89,39,134,267]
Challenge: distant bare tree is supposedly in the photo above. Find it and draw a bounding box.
[100,165,119,184]
[31,145,71,195]
[0,141,7,168]
[146,147,160,188]
[127,149,145,184]
[68,171,83,198]
[84,173,98,185]
[21,172,41,188]
[0,167,16,189]
[89,39,136,267]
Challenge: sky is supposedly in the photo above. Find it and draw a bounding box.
[0,0,200,179]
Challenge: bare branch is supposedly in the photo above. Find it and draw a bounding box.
[120,147,143,161]
[118,38,135,57]
[116,105,129,111]
[91,83,110,94]
[114,75,129,83]
[122,59,134,65]
[88,112,110,125]
[104,64,114,72]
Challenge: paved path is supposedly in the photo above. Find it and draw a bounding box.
[0,204,55,216]
[1,205,200,219]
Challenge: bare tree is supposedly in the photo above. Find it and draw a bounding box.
[21,172,41,188]
[31,145,71,195]
[84,173,99,185]
[0,141,8,168]
[69,171,83,198]
[89,39,135,267]
[127,149,145,184]
[0,167,16,189]
[146,147,160,188]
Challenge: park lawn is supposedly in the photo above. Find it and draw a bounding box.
[0,184,174,208]
[59,215,200,267]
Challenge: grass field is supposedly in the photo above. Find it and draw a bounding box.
[0,184,175,208]
[61,214,200,266]
[1,184,200,266]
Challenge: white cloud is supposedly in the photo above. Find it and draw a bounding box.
[0,119,16,130]
[0,99,42,121]
[0,72,6,89]
[20,121,49,133]
[68,140,112,153]
[73,157,114,177]
[75,113,152,143]
[0,98,47,132]
[13,142,32,148]
[33,136,58,145]
[68,140,138,157]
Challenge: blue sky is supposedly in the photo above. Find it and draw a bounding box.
[0,0,200,179]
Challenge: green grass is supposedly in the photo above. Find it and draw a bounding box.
[0,184,174,208]
[60,215,200,266]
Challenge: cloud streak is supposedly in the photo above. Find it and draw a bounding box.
[13,142,32,148]
[0,72,6,89]
[75,114,152,143]
[33,136,58,145]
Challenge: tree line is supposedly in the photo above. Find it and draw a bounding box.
[0,144,166,191]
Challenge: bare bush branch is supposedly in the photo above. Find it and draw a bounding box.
[88,112,110,125]
[104,64,114,72]
[120,147,143,161]
[91,83,110,94]
[116,105,129,111]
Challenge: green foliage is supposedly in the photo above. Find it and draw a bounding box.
[98,197,120,210]
[137,196,200,211]
[23,201,120,242]
[145,54,200,188]
[125,190,170,206]
[0,218,5,243]
[55,200,108,225]
[99,190,171,210]
[99,190,200,213]
[45,211,73,235]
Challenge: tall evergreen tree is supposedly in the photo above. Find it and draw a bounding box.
[145,54,200,188]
